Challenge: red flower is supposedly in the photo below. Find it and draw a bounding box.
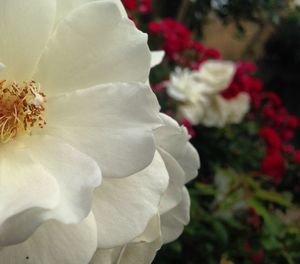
[262,106,276,120]
[148,19,192,59]
[139,0,152,14]
[259,127,282,151]
[280,128,294,141]
[251,93,262,109]
[220,61,264,105]
[263,92,282,107]
[203,48,221,59]
[221,83,240,99]
[148,21,161,33]
[261,151,285,184]
[250,78,263,92]
[122,0,152,14]
[191,41,205,52]
[237,62,257,73]
[122,0,137,11]
[282,144,295,154]
[287,115,300,129]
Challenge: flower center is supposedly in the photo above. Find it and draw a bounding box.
[0,80,46,143]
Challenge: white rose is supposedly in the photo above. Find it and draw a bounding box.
[202,93,250,127]
[166,61,236,126]
[226,92,251,124]
[0,1,170,263]
[201,95,229,127]
[196,60,236,93]
[167,67,211,103]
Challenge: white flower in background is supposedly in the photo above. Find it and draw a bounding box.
[167,67,211,124]
[202,93,250,128]
[92,114,200,264]
[167,60,250,127]
[0,0,175,263]
[226,93,251,124]
[196,60,236,92]
[167,67,211,103]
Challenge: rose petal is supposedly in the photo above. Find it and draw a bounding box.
[35,0,150,95]
[0,0,56,80]
[150,51,165,68]
[42,82,160,178]
[93,151,168,248]
[91,215,162,264]
[158,149,185,214]
[161,187,191,244]
[56,0,127,23]
[0,213,98,264]
[0,135,101,246]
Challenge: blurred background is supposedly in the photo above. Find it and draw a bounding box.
[122,1,300,263]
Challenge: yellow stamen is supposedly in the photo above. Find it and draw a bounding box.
[0,80,46,143]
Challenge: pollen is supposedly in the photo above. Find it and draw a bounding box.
[0,80,46,143]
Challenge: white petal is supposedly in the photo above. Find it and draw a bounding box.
[0,135,101,247]
[0,0,56,80]
[0,140,59,246]
[35,1,150,95]
[155,114,189,159]
[155,114,200,183]
[178,142,200,183]
[158,149,185,214]
[226,92,250,124]
[133,214,161,243]
[0,213,98,264]
[91,215,161,264]
[42,82,160,178]
[197,60,236,92]
[201,96,227,127]
[166,85,188,102]
[150,51,165,68]
[56,0,127,23]
[118,237,162,264]
[161,187,191,244]
[23,135,102,223]
[93,151,169,248]
[180,102,206,125]
[90,247,123,264]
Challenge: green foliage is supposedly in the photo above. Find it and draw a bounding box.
[155,169,300,264]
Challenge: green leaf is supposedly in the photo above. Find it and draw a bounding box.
[255,190,293,207]
[195,183,219,196]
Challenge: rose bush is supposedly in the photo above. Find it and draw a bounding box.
[123,1,300,263]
